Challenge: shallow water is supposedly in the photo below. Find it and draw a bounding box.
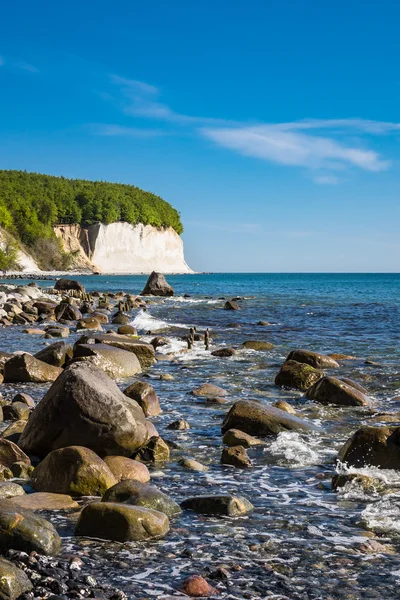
[1,273,400,599]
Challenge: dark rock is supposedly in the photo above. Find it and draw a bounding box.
[2,421,27,443]
[241,340,274,350]
[55,303,82,322]
[54,279,84,292]
[0,557,33,599]
[103,480,181,517]
[123,382,160,416]
[337,426,400,469]
[224,300,239,310]
[181,494,253,516]
[286,349,339,369]
[221,400,319,435]
[34,342,73,368]
[275,359,324,390]
[140,272,174,297]
[3,354,62,384]
[33,301,57,316]
[0,503,61,555]
[75,502,169,541]
[30,446,117,496]
[11,393,34,409]
[167,419,190,430]
[221,445,252,467]
[76,317,102,331]
[306,376,370,407]
[103,456,150,483]
[341,378,369,394]
[18,362,148,458]
[3,402,30,422]
[211,348,236,357]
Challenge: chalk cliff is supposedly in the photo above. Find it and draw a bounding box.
[54,223,193,274]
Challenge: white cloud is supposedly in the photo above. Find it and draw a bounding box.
[91,124,169,137]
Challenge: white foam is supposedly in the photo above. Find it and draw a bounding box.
[131,309,188,332]
[361,497,400,534]
[267,432,328,467]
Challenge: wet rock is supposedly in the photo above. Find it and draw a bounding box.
[222,400,319,436]
[168,419,190,430]
[11,393,34,409]
[222,429,262,447]
[123,381,160,417]
[178,457,208,472]
[54,278,84,292]
[241,340,274,350]
[150,336,168,349]
[8,492,79,511]
[30,446,117,496]
[328,353,357,361]
[221,445,252,467]
[0,557,33,599]
[211,348,236,357]
[34,341,73,367]
[140,272,174,297]
[332,473,384,492]
[180,575,218,597]
[273,399,297,414]
[3,354,62,383]
[75,334,156,368]
[0,504,61,555]
[76,317,102,331]
[181,494,253,516]
[286,349,339,369]
[76,502,169,541]
[55,302,82,322]
[103,480,181,517]
[73,343,142,378]
[306,377,370,407]
[2,421,27,443]
[112,313,130,325]
[0,439,30,469]
[224,300,239,310]
[117,325,137,335]
[133,436,170,463]
[341,378,369,394]
[337,426,400,469]
[3,402,30,422]
[191,383,227,397]
[18,362,148,458]
[0,482,25,500]
[160,373,174,380]
[275,359,324,390]
[103,456,150,483]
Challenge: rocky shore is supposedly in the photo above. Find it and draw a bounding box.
[0,272,398,599]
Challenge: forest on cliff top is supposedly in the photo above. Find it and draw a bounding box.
[0,170,183,249]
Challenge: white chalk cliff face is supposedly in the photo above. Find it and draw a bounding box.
[55,223,193,274]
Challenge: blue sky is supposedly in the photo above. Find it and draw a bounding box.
[1,0,399,272]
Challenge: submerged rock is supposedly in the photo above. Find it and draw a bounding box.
[191,383,227,397]
[0,557,33,600]
[224,300,239,310]
[275,359,324,390]
[18,362,148,458]
[222,400,319,436]
[140,272,174,297]
[286,349,339,369]
[76,502,169,541]
[181,494,253,516]
[3,354,62,383]
[103,480,181,517]
[31,446,117,496]
[103,456,150,483]
[0,503,61,555]
[241,340,274,350]
[337,426,400,469]
[123,381,160,416]
[306,376,370,407]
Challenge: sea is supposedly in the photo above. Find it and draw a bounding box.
[1,272,400,599]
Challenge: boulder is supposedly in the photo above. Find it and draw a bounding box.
[0,482,25,500]
[241,340,274,351]
[0,503,61,555]
[133,436,170,463]
[75,334,156,369]
[341,378,369,394]
[181,495,253,516]
[55,302,82,322]
[103,456,150,483]
[76,317,102,331]
[11,393,34,409]
[75,502,169,541]
[286,349,339,369]
[34,341,73,367]
[211,348,236,357]
[191,383,227,397]
[0,557,33,600]
[2,421,27,443]
[221,445,252,467]
[31,446,117,496]
[275,360,324,390]
[3,354,62,383]
[224,300,239,310]
[92,311,109,324]
[306,377,370,407]
[178,457,208,472]
[0,439,30,469]
[33,300,56,316]
[54,278,84,292]
[123,381,160,416]
[140,272,174,297]
[221,400,319,436]
[73,343,142,378]
[3,402,30,422]
[222,429,262,447]
[18,362,148,458]
[8,492,79,511]
[112,313,129,325]
[337,426,400,469]
[103,480,181,517]
[117,325,137,335]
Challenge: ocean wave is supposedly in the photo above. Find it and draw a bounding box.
[361,497,400,534]
[131,310,188,332]
[266,432,324,467]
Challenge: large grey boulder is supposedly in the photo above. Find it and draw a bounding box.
[3,354,62,383]
[306,376,370,407]
[286,349,339,369]
[337,426,400,469]
[73,343,142,378]
[221,400,319,436]
[18,362,148,458]
[34,341,73,367]
[140,272,174,297]
[75,333,155,369]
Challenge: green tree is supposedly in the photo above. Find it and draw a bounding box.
[0,234,21,275]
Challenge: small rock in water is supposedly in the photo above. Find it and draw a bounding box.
[221,445,252,468]
[286,349,340,369]
[224,299,239,310]
[133,436,170,463]
[181,494,253,516]
[222,429,262,447]
[178,457,208,472]
[180,575,219,597]
[241,340,274,351]
[275,359,324,391]
[168,419,190,430]
[140,272,174,297]
[123,381,160,417]
[306,376,370,407]
[160,373,174,380]
[273,399,297,414]
[191,383,227,397]
[211,348,236,357]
